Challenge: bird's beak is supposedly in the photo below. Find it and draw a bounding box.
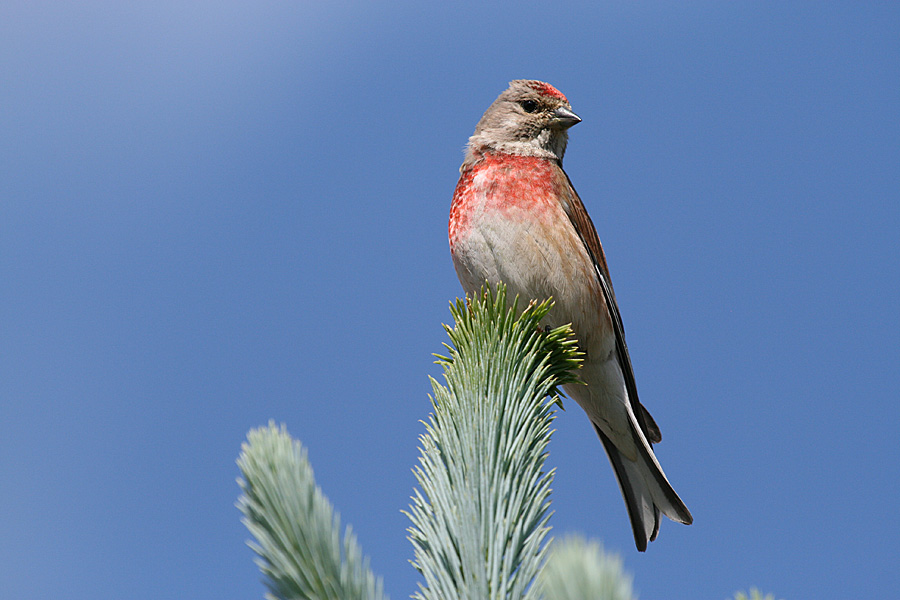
[553,106,582,128]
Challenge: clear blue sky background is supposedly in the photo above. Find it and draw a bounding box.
[2,2,898,599]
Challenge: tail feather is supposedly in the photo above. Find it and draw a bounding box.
[594,423,692,551]
[637,402,661,444]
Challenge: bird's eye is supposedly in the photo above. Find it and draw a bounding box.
[520,100,539,113]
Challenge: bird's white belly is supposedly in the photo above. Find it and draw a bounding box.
[451,203,634,451]
[452,203,612,358]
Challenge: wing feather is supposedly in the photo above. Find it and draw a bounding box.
[554,165,661,444]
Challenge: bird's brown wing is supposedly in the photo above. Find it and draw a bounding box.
[555,164,661,444]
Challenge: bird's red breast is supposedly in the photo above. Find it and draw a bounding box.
[449,151,565,253]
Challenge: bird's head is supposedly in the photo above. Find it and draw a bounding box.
[465,80,581,165]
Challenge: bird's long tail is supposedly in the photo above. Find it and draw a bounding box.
[594,423,693,551]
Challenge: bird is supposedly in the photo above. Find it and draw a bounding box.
[448,80,692,551]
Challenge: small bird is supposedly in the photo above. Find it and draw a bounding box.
[448,80,692,551]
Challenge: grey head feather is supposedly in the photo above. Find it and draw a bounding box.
[463,80,581,168]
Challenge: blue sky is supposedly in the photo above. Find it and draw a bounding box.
[2,2,898,599]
